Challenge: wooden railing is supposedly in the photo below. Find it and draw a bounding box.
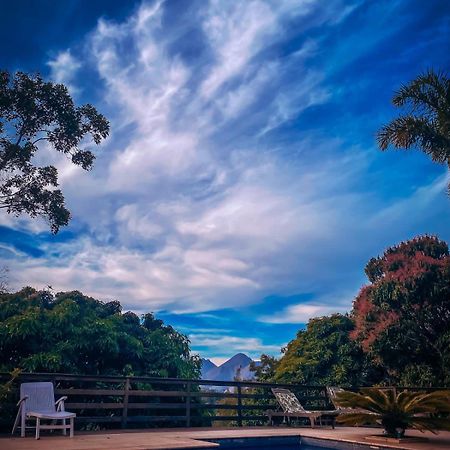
[2,372,446,431]
[0,372,331,429]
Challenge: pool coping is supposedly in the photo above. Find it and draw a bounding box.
[2,427,449,450]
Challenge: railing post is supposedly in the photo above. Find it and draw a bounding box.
[121,377,130,429]
[237,385,243,427]
[186,381,191,427]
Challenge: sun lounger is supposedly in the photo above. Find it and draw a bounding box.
[326,386,371,414]
[267,387,339,428]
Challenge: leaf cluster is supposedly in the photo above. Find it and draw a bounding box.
[335,388,450,435]
[273,314,381,386]
[0,70,109,232]
[352,235,450,386]
[0,288,200,379]
[377,69,450,193]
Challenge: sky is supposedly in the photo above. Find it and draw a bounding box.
[0,0,449,362]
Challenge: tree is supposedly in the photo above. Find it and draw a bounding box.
[0,287,200,378]
[0,368,21,411]
[0,71,109,233]
[249,354,279,382]
[377,69,450,193]
[274,314,380,386]
[351,235,450,386]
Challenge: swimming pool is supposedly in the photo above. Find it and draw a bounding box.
[220,446,332,450]
[203,436,390,450]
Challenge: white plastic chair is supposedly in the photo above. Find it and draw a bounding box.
[12,382,76,439]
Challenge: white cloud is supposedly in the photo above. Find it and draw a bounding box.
[115,204,164,240]
[259,294,351,324]
[47,50,81,93]
[200,0,277,99]
[190,333,283,357]
[3,0,449,327]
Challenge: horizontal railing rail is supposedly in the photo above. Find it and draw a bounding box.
[1,372,448,430]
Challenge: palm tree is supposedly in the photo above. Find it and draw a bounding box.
[377,69,450,193]
[334,388,450,437]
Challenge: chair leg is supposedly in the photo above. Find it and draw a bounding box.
[35,418,40,440]
[70,417,74,438]
[62,418,66,435]
[12,407,21,435]
[21,412,26,437]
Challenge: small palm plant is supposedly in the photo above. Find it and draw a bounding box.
[334,388,450,438]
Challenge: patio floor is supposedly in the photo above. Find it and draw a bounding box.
[2,426,449,450]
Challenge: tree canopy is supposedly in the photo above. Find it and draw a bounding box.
[0,288,200,378]
[377,69,450,193]
[351,235,450,386]
[273,314,380,386]
[0,70,109,233]
[256,235,450,388]
[249,354,279,382]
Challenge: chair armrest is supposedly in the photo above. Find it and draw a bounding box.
[16,396,28,407]
[55,396,68,411]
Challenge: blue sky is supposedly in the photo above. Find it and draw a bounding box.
[1,0,449,363]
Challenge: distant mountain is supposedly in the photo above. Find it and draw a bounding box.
[200,358,217,378]
[201,353,256,381]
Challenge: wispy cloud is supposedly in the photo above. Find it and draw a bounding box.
[1,0,449,359]
[190,333,284,358]
[47,50,82,93]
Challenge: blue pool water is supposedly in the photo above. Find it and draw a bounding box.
[204,437,368,450]
[226,446,336,450]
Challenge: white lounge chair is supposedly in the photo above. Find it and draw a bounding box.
[12,382,76,439]
[327,386,349,411]
[267,388,338,428]
[326,386,371,415]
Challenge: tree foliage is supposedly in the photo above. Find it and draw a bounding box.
[377,69,450,193]
[351,235,450,386]
[249,354,279,382]
[273,314,380,386]
[257,236,450,389]
[0,288,200,378]
[0,71,109,233]
[0,368,20,410]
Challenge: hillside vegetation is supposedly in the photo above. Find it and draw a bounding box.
[0,288,200,378]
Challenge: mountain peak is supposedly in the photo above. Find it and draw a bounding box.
[200,358,217,378]
[221,353,253,368]
[201,353,254,383]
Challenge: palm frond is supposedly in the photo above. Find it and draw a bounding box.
[334,388,450,435]
[336,412,380,427]
[335,390,384,413]
[377,69,450,195]
[392,69,449,114]
[410,417,450,434]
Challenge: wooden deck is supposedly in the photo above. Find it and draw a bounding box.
[2,427,450,450]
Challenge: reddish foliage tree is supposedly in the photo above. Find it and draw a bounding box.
[351,236,450,386]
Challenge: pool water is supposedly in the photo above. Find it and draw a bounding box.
[230,446,336,450]
[205,437,367,450]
